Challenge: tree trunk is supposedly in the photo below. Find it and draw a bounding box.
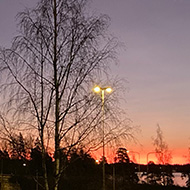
[53,1,60,190]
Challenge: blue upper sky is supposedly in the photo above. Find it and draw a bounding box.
[1,0,190,163]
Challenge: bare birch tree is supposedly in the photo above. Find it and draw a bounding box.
[0,0,133,189]
[153,124,173,186]
[153,124,172,165]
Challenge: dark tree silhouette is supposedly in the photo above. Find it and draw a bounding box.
[109,148,139,190]
[152,124,173,186]
[116,147,130,163]
[0,1,134,190]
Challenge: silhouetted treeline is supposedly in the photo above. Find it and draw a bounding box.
[0,146,190,190]
[135,163,190,173]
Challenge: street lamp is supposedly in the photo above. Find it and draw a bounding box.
[128,151,141,173]
[146,151,162,183]
[147,151,163,170]
[147,152,157,173]
[146,152,157,184]
[93,85,112,190]
[113,157,117,190]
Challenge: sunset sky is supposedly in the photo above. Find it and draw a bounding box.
[1,0,190,164]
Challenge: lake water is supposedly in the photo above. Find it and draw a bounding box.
[173,173,187,187]
[139,172,187,187]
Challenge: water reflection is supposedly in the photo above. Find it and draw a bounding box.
[138,172,187,187]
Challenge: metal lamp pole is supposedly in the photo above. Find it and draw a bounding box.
[146,152,156,184]
[101,89,106,190]
[147,151,162,173]
[128,151,141,172]
[147,152,156,174]
[146,151,161,183]
[94,86,112,190]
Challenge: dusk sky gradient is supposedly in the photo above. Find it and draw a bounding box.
[1,0,190,164]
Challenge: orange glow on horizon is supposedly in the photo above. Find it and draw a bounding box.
[91,148,190,165]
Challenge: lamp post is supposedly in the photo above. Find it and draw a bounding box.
[147,152,157,173]
[146,152,156,184]
[128,151,141,173]
[112,156,117,190]
[147,151,162,172]
[94,85,112,190]
[147,151,163,183]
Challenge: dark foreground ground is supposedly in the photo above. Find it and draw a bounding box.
[119,184,188,190]
[60,179,189,190]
